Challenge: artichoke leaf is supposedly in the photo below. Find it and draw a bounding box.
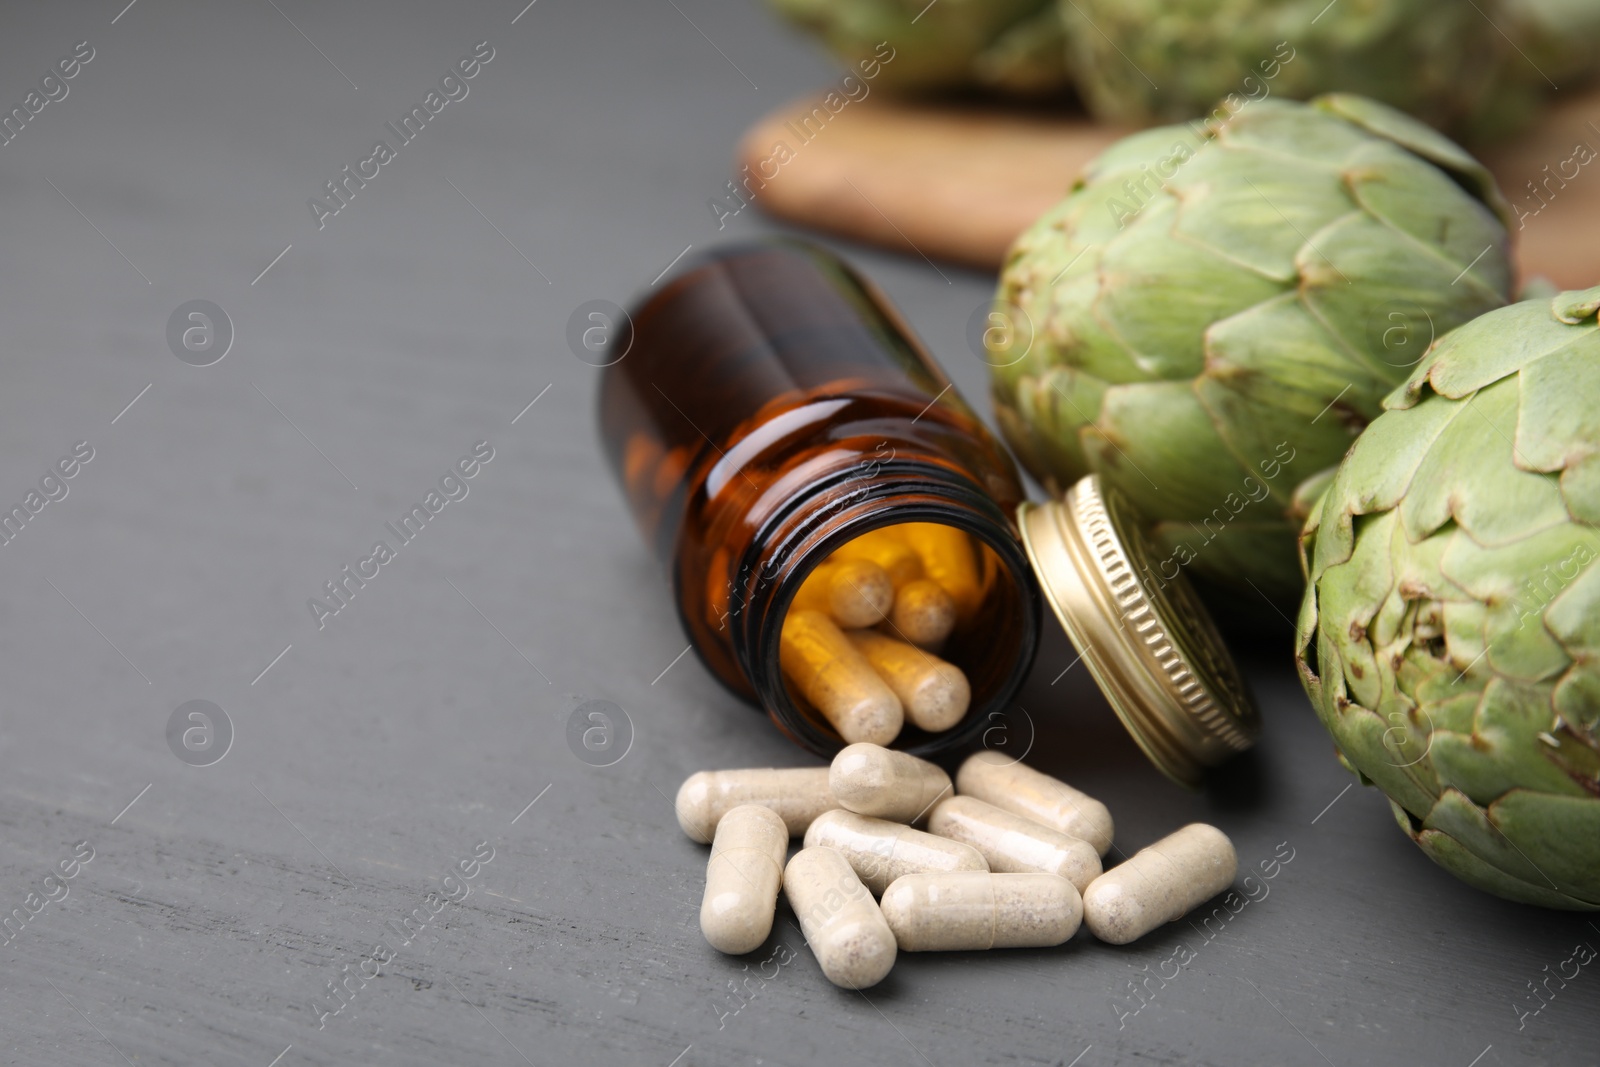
[1218,97,1375,168]
[1314,93,1511,226]
[1318,395,1457,556]
[1412,823,1597,910]
[1085,381,1237,519]
[1418,788,1597,905]
[1198,294,1394,478]
[1096,220,1282,380]
[1482,790,1600,904]
[1083,124,1212,187]
[1553,664,1600,735]
[1516,339,1600,481]
[1560,454,1600,526]
[1168,144,1345,281]
[1551,284,1600,325]
[1542,553,1600,661]
[1300,213,1508,386]
[1318,510,1400,709]
[1342,140,1512,302]
[1441,521,1594,682]
[1012,366,1105,480]
[1045,267,1154,385]
[1399,382,1567,546]
[1323,692,1441,817]
[1427,678,1589,802]
[1416,690,1481,737]
[1397,298,1599,409]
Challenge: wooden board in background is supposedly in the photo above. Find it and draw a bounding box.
[741,90,1600,287]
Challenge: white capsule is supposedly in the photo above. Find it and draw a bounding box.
[891,578,958,650]
[927,795,1101,892]
[955,751,1114,855]
[803,809,986,896]
[829,743,953,824]
[675,767,837,844]
[701,804,788,954]
[784,846,897,989]
[1083,823,1237,945]
[880,871,1082,951]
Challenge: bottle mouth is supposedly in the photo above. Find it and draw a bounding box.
[734,465,1042,759]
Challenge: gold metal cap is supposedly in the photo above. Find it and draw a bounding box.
[1017,474,1260,788]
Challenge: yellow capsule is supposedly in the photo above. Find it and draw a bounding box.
[788,561,838,617]
[928,795,1101,892]
[832,528,923,588]
[899,522,984,617]
[846,630,970,733]
[955,751,1115,855]
[674,767,837,843]
[780,610,903,745]
[791,559,894,628]
[701,804,788,954]
[803,809,987,895]
[784,846,897,989]
[879,871,1082,951]
[890,578,958,650]
[1083,824,1237,945]
[829,743,952,824]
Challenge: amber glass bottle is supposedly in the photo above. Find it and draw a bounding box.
[597,241,1040,757]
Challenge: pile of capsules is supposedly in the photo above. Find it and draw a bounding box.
[780,524,982,745]
[677,746,1237,988]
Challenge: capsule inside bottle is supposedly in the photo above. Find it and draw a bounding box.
[777,521,1020,752]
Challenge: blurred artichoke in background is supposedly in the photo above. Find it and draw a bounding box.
[766,0,1074,96]
[1297,287,1600,910]
[1507,0,1600,84]
[987,95,1513,599]
[764,0,1600,140]
[1471,0,1600,139]
[1062,0,1503,136]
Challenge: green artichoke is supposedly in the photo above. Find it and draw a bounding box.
[1062,0,1505,137]
[765,0,1073,97]
[986,94,1514,599]
[1297,287,1600,910]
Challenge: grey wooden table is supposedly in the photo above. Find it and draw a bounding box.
[0,2,1595,1065]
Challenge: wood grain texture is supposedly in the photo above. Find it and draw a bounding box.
[743,90,1600,286]
[0,3,1595,1066]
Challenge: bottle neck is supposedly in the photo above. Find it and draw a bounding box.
[732,458,1041,758]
